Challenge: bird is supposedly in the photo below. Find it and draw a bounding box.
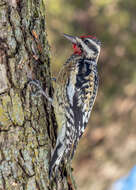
[49,33,101,178]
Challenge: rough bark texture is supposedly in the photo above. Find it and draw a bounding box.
[0,0,74,189]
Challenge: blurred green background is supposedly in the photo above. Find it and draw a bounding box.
[46,0,136,189]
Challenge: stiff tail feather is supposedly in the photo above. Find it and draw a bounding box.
[49,142,65,178]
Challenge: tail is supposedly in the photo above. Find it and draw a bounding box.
[49,142,65,179]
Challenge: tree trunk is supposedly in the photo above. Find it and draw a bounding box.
[0,1,75,189]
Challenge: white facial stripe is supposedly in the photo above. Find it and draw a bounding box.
[87,38,101,62]
[76,38,95,58]
[76,37,101,59]
[87,38,101,53]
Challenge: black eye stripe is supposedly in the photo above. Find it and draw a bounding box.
[84,38,101,46]
[89,44,97,52]
[84,40,97,52]
[84,39,90,44]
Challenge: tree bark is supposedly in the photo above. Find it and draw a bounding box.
[0,1,75,189]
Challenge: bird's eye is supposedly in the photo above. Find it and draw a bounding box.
[84,40,89,45]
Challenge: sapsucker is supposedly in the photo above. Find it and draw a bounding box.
[49,34,101,178]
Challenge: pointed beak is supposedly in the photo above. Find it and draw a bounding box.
[63,33,77,44]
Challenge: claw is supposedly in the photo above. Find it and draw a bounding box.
[29,80,53,103]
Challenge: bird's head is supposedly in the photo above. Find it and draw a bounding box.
[64,33,101,60]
